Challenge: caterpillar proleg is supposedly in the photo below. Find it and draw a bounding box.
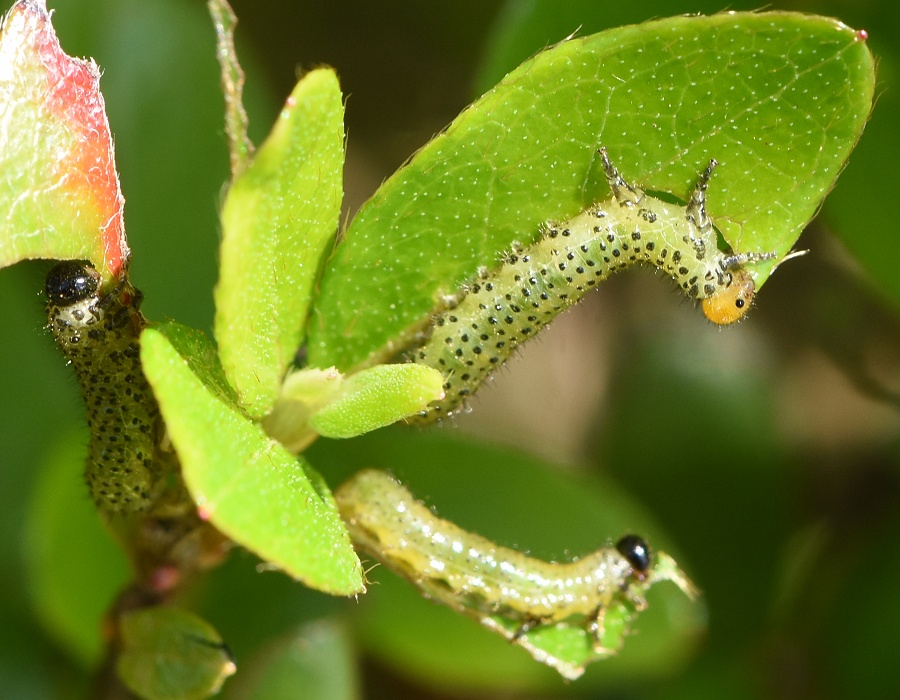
[45,261,163,512]
[410,148,777,422]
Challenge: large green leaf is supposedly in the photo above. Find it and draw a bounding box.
[307,12,874,371]
[24,432,130,668]
[215,68,345,418]
[222,620,360,700]
[824,52,900,308]
[476,1,900,311]
[0,0,128,279]
[140,321,364,596]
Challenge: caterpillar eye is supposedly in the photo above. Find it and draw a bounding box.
[45,261,100,305]
[615,534,651,573]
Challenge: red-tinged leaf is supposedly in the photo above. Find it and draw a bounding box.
[0,0,127,279]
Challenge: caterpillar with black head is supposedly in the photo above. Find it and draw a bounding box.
[336,469,697,673]
[45,261,162,512]
[409,148,776,422]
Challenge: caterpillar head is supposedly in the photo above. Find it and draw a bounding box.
[45,261,100,306]
[615,534,651,576]
[702,268,755,325]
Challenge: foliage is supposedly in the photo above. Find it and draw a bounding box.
[1,0,894,698]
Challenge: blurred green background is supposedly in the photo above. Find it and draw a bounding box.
[2,0,899,698]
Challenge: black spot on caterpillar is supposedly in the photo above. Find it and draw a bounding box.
[335,468,697,675]
[45,261,162,512]
[410,148,777,422]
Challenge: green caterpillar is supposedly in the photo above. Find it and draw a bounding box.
[410,148,776,422]
[336,469,697,676]
[45,261,162,512]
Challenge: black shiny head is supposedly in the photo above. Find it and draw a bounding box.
[45,261,100,305]
[615,534,651,574]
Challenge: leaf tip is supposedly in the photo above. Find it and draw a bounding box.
[0,0,129,278]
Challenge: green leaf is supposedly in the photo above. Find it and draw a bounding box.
[23,431,130,668]
[264,363,444,449]
[308,364,443,438]
[826,515,900,700]
[191,550,344,663]
[261,368,343,453]
[824,51,900,309]
[474,0,797,95]
[140,321,364,596]
[222,620,360,700]
[457,551,698,680]
[265,364,444,452]
[598,324,788,650]
[307,12,874,371]
[0,0,129,279]
[215,68,345,418]
[118,607,235,700]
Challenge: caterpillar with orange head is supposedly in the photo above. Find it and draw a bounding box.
[409,148,776,422]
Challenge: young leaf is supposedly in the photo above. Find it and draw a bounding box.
[307,364,444,439]
[117,607,235,700]
[214,68,345,418]
[0,0,128,279]
[307,12,874,371]
[264,363,444,450]
[140,321,364,596]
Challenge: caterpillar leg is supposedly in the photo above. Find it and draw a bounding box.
[685,160,780,272]
[511,615,543,642]
[585,606,619,656]
[720,250,779,271]
[685,158,717,252]
[600,148,719,255]
[598,147,644,206]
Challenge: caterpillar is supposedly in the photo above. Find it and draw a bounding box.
[45,261,163,513]
[336,469,697,672]
[409,148,777,422]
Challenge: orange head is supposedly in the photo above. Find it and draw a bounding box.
[701,268,756,325]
